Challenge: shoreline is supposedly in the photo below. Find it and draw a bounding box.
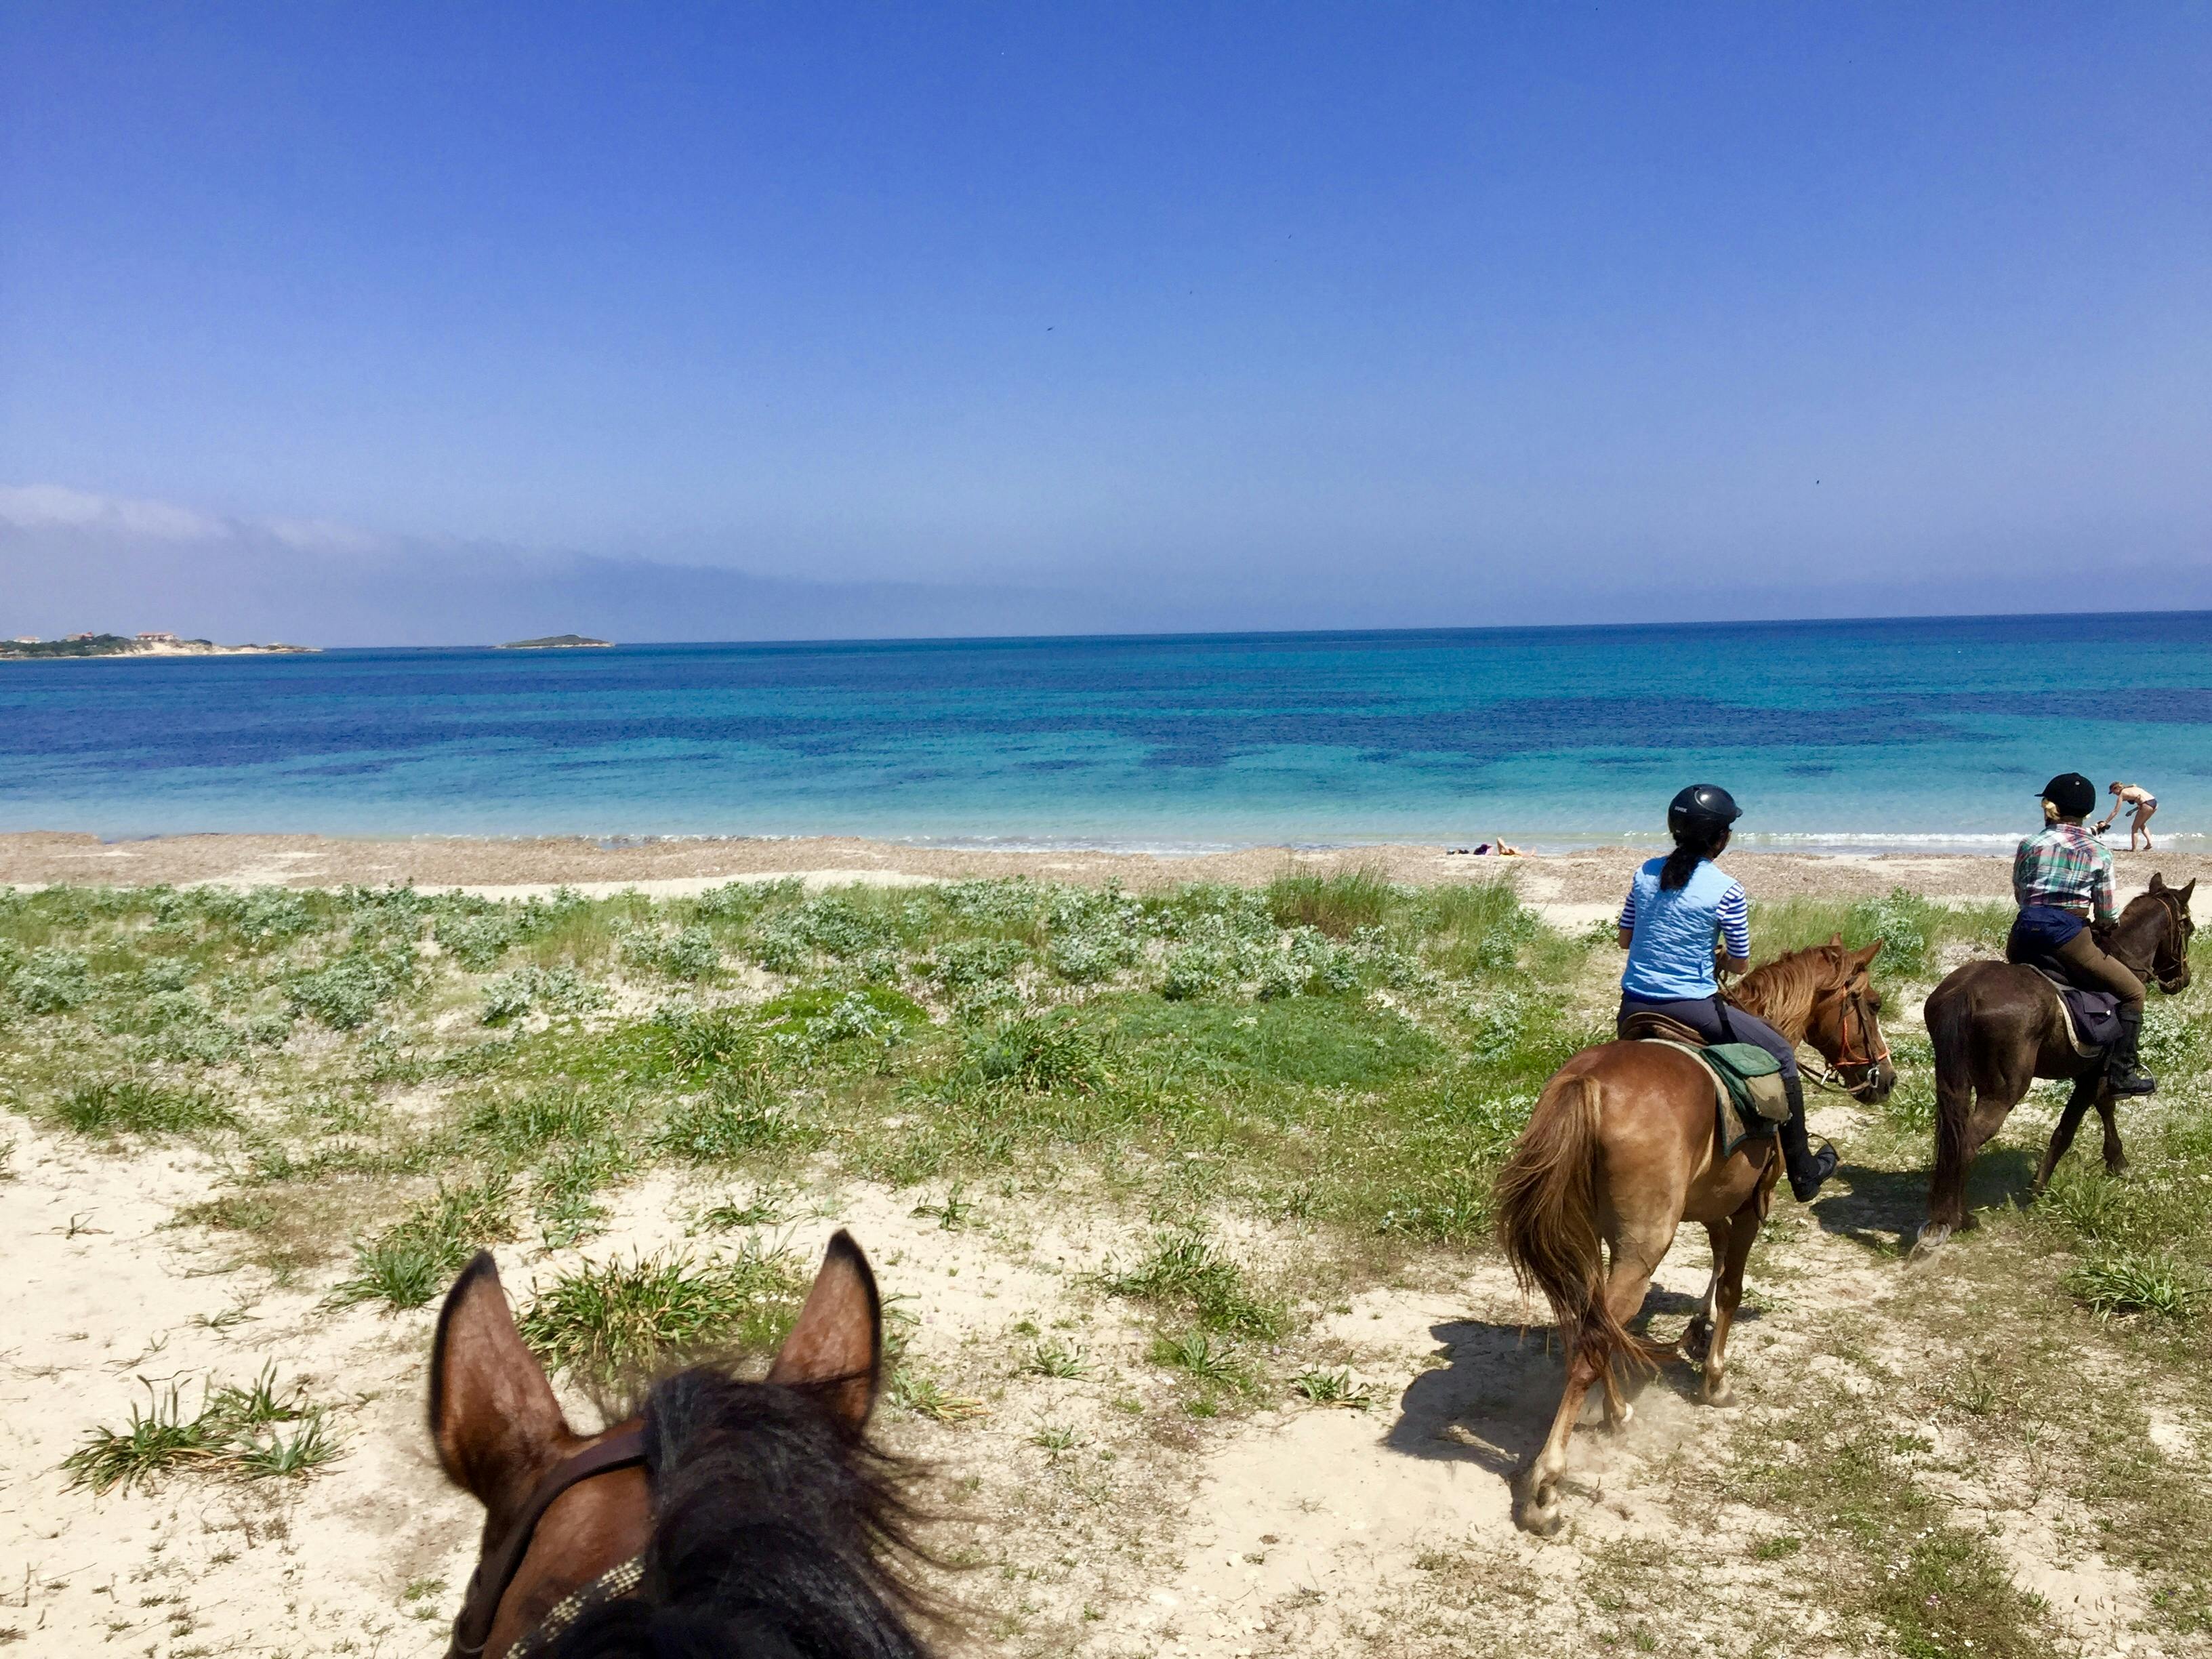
[6,829,2208,906]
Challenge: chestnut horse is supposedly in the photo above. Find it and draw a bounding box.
[1495,939,1894,1536]
[429,1231,932,1659]
[1917,874,2194,1253]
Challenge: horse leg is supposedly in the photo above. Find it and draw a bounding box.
[1595,1240,1664,1433]
[2095,1085,2128,1176]
[1680,1223,1727,1362]
[1919,1090,2016,1252]
[2031,1072,2099,1193]
[1699,1205,1762,1408]
[1515,1347,1602,1538]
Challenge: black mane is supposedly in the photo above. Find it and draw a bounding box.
[548,1366,933,1659]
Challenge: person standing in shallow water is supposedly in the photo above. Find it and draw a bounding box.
[2095,780,2158,852]
[1612,784,1838,1201]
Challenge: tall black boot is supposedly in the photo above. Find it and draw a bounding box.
[1778,1075,1837,1202]
[2107,1009,2157,1096]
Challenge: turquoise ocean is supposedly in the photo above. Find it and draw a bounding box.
[2,613,2205,854]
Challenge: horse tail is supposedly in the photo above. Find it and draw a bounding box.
[1922,977,1978,1230]
[1494,1071,1662,1377]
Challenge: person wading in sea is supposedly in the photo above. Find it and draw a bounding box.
[2095,779,2158,852]
[2011,771,2156,1094]
[1612,784,1837,1200]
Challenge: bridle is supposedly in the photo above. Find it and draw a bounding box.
[1799,978,1890,1099]
[449,1427,649,1659]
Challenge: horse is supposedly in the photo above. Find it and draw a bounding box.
[1917,874,2194,1253]
[428,1230,933,1659]
[1494,939,1894,1537]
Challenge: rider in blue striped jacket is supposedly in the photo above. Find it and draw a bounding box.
[1614,785,1837,1202]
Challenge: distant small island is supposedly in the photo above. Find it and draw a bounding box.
[0,632,318,661]
[497,634,615,650]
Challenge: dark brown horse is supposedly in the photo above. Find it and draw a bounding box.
[1494,939,1893,1536]
[430,1231,932,1659]
[1918,874,2194,1253]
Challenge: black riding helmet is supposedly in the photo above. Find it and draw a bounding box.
[2039,773,2097,819]
[1668,783,1742,838]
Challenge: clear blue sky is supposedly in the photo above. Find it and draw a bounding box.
[3,3,2207,643]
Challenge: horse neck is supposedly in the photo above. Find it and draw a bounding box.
[2106,900,2167,975]
[1726,958,1818,1043]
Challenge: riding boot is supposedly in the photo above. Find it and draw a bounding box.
[2106,1009,2157,1097]
[1778,1075,1837,1202]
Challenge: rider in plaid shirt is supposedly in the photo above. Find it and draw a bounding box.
[2007,772,2152,1094]
[2011,821,2116,924]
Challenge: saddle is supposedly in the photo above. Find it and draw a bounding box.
[2030,967,2121,1058]
[1621,1012,1790,1158]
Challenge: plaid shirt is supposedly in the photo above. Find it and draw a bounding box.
[2012,825,2115,923]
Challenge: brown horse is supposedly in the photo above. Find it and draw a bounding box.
[1494,939,1893,1536]
[429,1230,933,1659]
[1917,874,2194,1253]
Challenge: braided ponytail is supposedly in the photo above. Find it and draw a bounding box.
[1660,823,1729,891]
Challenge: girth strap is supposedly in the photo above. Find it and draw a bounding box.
[450,1427,649,1659]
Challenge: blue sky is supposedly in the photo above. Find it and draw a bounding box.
[3,4,2208,643]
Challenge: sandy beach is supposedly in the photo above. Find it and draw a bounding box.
[9,828,2207,908]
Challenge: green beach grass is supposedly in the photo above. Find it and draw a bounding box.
[5,869,2210,1652]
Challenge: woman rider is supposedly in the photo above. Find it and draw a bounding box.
[1614,784,1837,1202]
[2009,772,2154,1094]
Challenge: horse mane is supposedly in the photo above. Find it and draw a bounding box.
[548,1365,936,1659]
[1724,944,1840,1043]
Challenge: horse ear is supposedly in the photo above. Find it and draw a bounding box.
[1827,932,1845,949]
[2182,880,2196,906]
[2150,872,2167,892]
[430,1252,571,1515]
[1853,939,1883,969]
[769,1230,882,1431]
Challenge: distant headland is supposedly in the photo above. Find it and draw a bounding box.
[497,634,615,649]
[0,631,317,661]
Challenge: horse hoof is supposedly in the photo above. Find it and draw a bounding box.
[1909,1223,1952,1260]
[1604,1401,1635,1433]
[1704,1375,1736,1408]
[1517,1498,1565,1538]
[1680,1320,1712,1361]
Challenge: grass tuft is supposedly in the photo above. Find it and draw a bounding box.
[516,1240,807,1384]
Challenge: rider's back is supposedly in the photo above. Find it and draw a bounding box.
[1620,857,1744,1001]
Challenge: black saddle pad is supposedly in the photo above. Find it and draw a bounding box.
[2032,967,2122,1051]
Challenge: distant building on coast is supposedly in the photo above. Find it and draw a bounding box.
[12,636,37,644]
[136,631,179,643]
[65,631,100,641]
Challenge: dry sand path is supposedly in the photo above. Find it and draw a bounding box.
[7,828,2209,906]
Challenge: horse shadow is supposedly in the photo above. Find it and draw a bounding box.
[1808,1147,2040,1254]
[1383,1295,1739,1478]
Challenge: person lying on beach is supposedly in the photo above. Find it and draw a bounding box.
[2094,780,2157,851]
[1613,782,1837,1201]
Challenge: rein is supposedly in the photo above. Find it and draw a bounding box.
[449,1427,649,1659]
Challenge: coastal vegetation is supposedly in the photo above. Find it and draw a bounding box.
[3,869,2207,1655]
[0,632,314,659]
[497,632,615,649]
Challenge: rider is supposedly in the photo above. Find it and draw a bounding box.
[2009,771,2154,1095]
[1614,784,1837,1202]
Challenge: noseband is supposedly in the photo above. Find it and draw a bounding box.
[450,1428,649,1659]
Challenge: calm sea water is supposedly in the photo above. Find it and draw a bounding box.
[2,614,2206,852]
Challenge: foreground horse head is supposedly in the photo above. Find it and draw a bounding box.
[1746,935,1895,1103]
[1494,941,1886,1536]
[430,1231,931,1659]
[1920,874,2196,1250]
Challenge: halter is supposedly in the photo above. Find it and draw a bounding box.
[449,1427,649,1659]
